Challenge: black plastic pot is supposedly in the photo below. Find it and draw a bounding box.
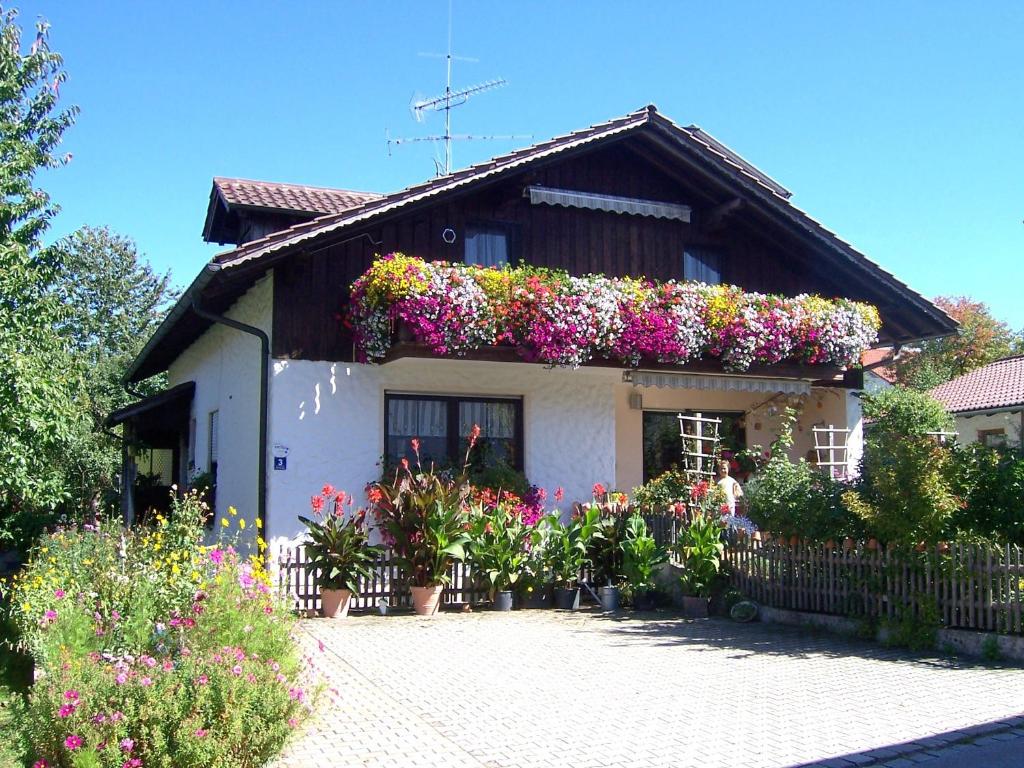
[493,590,514,612]
[598,585,621,612]
[519,585,553,609]
[633,588,656,611]
[554,586,581,610]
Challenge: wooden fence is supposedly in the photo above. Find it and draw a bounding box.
[725,536,1024,635]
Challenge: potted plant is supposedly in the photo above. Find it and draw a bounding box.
[548,505,601,610]
[467,498,533,611]
[299,486,382,618]
[589,501,630,612]
[676,512,724,618]
[369,435,475,616]
[621,513,668,611]
[516,516,556,608]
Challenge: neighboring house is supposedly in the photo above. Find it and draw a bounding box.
[861,347,898,394]
[931,356,1024,448]
[107,105,955,548]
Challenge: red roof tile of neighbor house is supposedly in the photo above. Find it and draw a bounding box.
[861,347,898,384]
[931,356,1024,413]
[213,177,381,216]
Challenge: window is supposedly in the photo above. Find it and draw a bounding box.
[683,247,721,284]
[642,410,746,482]
[385,394,523,470]
[978,428,1007,448]
[465,224,511,267]
[207,410,219,479]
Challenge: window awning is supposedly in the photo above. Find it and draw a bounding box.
[626,371,811,396]
[524,185,692,222]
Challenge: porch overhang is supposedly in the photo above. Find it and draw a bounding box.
[106,382,195,447]
[624,370,812,395]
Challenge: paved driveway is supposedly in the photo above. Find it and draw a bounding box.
[277,610,1024,768]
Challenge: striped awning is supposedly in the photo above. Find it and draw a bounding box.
[626,370,811,396]
[525,185,691,222]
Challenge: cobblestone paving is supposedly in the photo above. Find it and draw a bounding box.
[275,610,1024,768]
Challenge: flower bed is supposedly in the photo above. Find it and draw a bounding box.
[348,253,881,370]
[2,493,313,768]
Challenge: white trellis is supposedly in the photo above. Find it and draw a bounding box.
[677,412,722,480]
[812,425,850,479]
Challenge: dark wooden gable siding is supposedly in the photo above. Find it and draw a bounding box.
[272,137,861,361]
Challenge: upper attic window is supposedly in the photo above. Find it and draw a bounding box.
[683,248,721,284]
[465,224,510,268]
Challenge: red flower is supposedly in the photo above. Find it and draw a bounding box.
[334,490,347,506]
[469,423,481,448]
[310,495,325,515]
[367,486,383,504]
[719,503,731,515]
[554,487,565,503]
[593,483,606,498]
[401,457,409,472]
[689,481,709,502]
[411,437,420,455]
[321,484,335,498]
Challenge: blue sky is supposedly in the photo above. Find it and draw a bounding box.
[27,1,1024,328]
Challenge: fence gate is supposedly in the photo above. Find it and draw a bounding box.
[677,412,721,479]
[812,425,850,479]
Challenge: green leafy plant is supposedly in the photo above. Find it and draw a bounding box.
[368,435,475,588]
[299,486,382,594]
[467,502,533,597]
[632,468,692,509]
[946,443,1024,545]
[676,514,725,598]
[588,509,630,586]
[547,505,602,588]
[621,514,668,593]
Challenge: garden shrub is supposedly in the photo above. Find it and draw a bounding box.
[946,443,1024,545]
[3,491,312,768]
[744,411,861,540]
[848,388,959,544]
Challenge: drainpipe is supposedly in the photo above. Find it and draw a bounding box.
[190,300,270,539]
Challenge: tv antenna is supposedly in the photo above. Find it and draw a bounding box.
[386,0,530,176]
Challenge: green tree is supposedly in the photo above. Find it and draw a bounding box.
[47,226,177,513]
[894,297,1024,390]
[0,8,82,548]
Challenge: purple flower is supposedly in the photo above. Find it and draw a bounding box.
[64,734,83,751]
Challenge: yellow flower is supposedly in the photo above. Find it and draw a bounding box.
[238,518,246,530]
[228,506,238,516]
[255,517,262,530]
[21,602,30,613]
[172,564,181,575]
[221,518,229,528]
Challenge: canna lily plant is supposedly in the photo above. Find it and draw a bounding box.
[547,505,603,588]
[466,499,533,599]
[298,487,382,595]
[367,432,477,588]
[621,513,669,594]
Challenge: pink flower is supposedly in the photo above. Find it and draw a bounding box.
[120,737,135,753]
[269,660,280,672]
[196,674,208,685]
[288,687,304,701]
[554,487,565,502]
[139,677,153,687]
[209,548,224,565]
[64,734,83,751]
[231,665,243,676]
[124,760,142,768]
[321,483,335,498]
[276,673,287,684]
[142,656,156,668]
[288,717,299,729]
[111,711,124,722]
[91,713,106,724]
[33,760,49,768]
[194,728,208,738]
[162,660,173,671]
[54,588,65,599]
[115,673,127,685]
[246,673,257,683]
[310,495,325,515]
[58,703,76,718]
[593,483,606,498]
[63,690,80,702]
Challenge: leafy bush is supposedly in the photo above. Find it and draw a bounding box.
[3,492,311,768]
[946,443,1024,545]
[547,505,602,588]
[299,486,382,593]
[744,411,861,540]
[632,469,691,509]
[849,388,959,544]
[466,500,532,597]
[621,514,668,592]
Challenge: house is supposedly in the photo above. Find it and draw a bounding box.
[107,105,955,548]
[931,356,1024,448]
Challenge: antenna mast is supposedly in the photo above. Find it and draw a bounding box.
[387,0,529,176]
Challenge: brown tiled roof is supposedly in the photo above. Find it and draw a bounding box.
[861,347,898,384]
[931,356,1024,413]
[213,177,381,216]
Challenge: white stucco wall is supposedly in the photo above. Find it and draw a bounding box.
[265,358,620,546]
[167,273,272,535]
[953,410,1023,447]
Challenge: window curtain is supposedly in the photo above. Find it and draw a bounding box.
[465,227,509,267]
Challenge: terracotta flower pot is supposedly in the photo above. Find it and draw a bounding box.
[320,588,352,619]
[411,584,444,616]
